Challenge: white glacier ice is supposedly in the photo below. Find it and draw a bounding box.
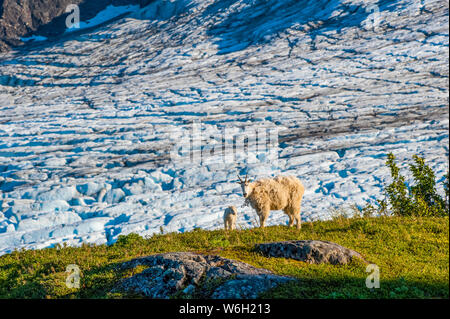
[0,0,448,255]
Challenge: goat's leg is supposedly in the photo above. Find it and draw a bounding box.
[294,213,301,229]
[296,193,304,230]
[285,209,294,227]
[259,215,266,228]
[294,204,302,229]
[258,207,269,228]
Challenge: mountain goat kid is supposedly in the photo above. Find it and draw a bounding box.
[237,174,305,229]
[223,206,238,230]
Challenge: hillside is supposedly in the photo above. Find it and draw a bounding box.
[0,216,448,298]
[0,0,448,255]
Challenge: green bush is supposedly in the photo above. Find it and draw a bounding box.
[381,153,448,217]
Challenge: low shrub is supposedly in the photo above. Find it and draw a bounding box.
[369,153,448,217]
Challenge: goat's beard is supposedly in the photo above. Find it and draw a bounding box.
[243,197,251,207]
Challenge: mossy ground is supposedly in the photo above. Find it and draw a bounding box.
[0,216,448,299]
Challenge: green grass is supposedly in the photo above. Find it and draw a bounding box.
[0,216,448,299]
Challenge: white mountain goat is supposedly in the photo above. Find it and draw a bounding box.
[223,206,238,230]
[237,174,305,229]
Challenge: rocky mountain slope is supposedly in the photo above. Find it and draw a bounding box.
[0,0,448,255]
[0,0,156,52]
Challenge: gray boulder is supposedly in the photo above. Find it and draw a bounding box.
[255,240,365,265]
[112,252,293,299]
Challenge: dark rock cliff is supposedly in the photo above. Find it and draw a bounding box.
[0,0,155,52]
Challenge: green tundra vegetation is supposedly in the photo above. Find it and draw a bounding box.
[376,153,449,217]
[0,154,448,299]
[0,216,448,299]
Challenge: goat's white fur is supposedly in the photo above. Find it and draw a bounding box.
[238,175,305,229]
[223,206,238,230]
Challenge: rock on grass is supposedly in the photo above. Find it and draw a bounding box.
[255,240,366,265]
[112,252,293,299]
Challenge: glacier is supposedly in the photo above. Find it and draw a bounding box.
[0,0,448,255]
